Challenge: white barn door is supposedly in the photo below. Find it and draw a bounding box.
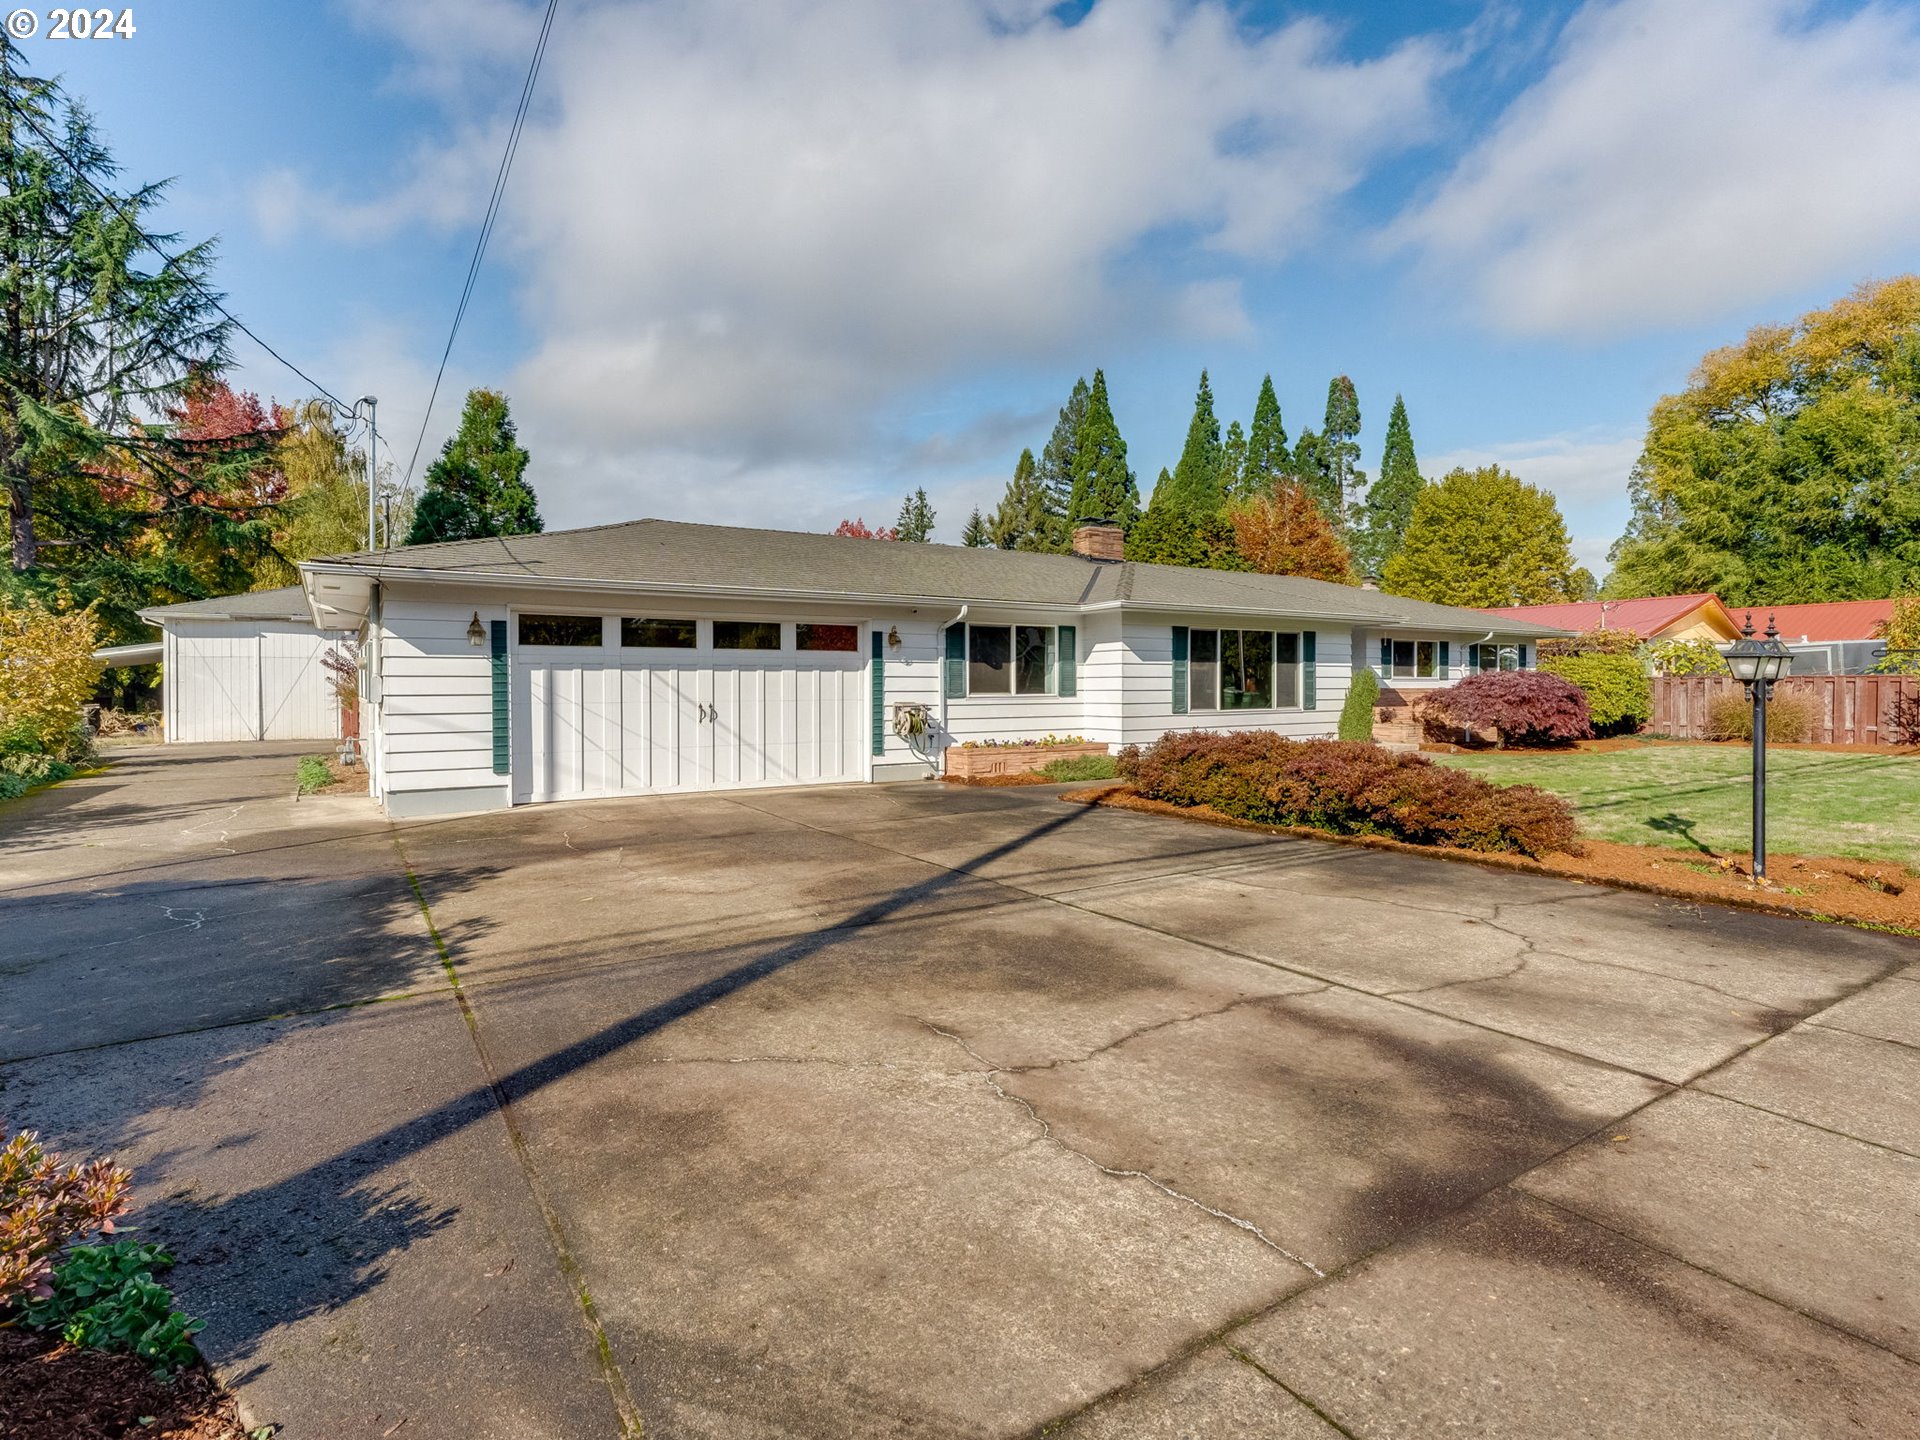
[168,621,343,743]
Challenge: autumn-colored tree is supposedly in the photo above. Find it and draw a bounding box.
[1383,466,1582,607]
[1227,482,1356,584]
[1873,594,1920,674]
[0,593,100,748]
[831,518,899,540]
[1607,277,1920,603]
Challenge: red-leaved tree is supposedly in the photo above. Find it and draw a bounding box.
[1422,671,1592,747]
[831,518,899,540]
[1227,482,1354,583]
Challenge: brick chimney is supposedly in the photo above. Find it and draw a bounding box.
[1070,519,1124,562]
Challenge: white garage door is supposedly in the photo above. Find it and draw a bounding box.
[169,622,344,743]
[512,655,867,803]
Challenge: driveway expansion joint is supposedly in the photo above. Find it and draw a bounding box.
[919,1019,1328,1279]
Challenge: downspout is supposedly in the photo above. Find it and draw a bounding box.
[939,605,968,774]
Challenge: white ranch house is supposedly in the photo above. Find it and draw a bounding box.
[297,519,1561,818]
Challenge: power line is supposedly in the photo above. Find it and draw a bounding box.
[0,86,361,424]
[399,0,561,491]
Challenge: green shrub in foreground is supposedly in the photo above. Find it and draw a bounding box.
[1338,666,1379,741]
[1116,730,1579,857]
[296,755,331,794]
[22,1239,203,1377]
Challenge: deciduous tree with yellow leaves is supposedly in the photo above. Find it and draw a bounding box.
[0,593,100,750]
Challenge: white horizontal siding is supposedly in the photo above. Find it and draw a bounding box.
[1118,616,1353,746]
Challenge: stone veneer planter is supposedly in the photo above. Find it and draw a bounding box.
[944,741,1111,779]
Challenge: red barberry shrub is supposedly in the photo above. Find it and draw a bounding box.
[0,1130,132,1305]
[1121,731,1579,857]
[1423,671,1592,746]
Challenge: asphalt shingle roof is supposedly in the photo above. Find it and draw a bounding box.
[311,519,1565,634]
[138,586,315,624]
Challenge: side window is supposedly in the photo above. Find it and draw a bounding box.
[797,623,860,652]
[620,617,695,648]
[714,621,781,650]
[518,614,602,646]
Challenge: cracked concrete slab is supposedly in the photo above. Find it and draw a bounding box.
[1005,986,1663,1274]
[1045,1345,1345,1439]
[1234,1188,1920,1439]
[1698,1017,1920,1155]
[498,1052,1310,1437]
[1804,973,1920,1047]
[1516,1089,1920,1359]
[0,995,621,1440]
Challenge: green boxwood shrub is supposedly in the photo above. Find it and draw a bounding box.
[1116,730,1579,857]
[1338,666,1379,741]
[1538,652,1650,734]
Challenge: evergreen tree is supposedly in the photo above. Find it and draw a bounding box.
[1355,394,1423,577]
[988,446,1057,551]
[406,389,541,546]
[0,40,268,635]
[1154,370,1227,519]
[1382,465,1582,607]
[894,486,936,543]
[1320,375,1364,530]
[961,507,989,547]
[1124,505,1247,571]
[1291,426,1339,522]
[1221,420,1247,500]
[1035,377,1090,520]
[1067,369,1139,527]
[1240,375,1290,496]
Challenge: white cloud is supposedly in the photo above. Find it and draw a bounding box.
[1397,0,1920,336]
[320,0,1448,528]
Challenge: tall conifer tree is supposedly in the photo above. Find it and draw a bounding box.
[1222,420,1247,500]
[406,389,541,545]
[1154,370,1226,519]
[1241,375,1290,495]
[961,508,988,547]
[1035,378,1089,519]
[989,447,1057,551]
[1067,369,1139,527]
[894,486,936,543]
[1320,375,1364,530]
[1356,394,1423,577]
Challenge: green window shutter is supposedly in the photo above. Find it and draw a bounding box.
[1438,641,1450,679]
[1302,630,1317,709]
[1379,637,1392,674]
[1171,626,1189,715]
[944,625,966,699]
[1057,625,1077,697]
[871,630,886,757]
[1519,643,1530,670]
[489,621,509,775]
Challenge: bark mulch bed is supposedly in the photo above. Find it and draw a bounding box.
[0,1329,256,1440]
[1062,782,1920,935]
[302,755,369,796]
[942,772,1065,788]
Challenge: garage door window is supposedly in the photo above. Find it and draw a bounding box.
[714,620,782,650]
[519,614,602,646]
[621,617,696,648]
[797,623,859,652]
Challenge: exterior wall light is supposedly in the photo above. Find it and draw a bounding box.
[467,612,486,647]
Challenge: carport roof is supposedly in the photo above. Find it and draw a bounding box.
[137,585,314,625]
[303,519,1567,635]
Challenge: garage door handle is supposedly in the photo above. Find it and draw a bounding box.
[697,703,708,722]
[708,704,719,723]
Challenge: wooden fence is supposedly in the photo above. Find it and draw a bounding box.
[1652,674,1920,745]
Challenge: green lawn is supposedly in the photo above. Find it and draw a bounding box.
[1433,742,1920,868]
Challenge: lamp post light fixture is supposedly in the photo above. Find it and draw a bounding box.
[1721,611,1794,881]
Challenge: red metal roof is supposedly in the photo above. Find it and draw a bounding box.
[1757,599,1894,643]
[1480,593,1735,638]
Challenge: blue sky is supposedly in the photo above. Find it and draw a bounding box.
[26,0,1920,573]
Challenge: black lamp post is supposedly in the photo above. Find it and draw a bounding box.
[1721,612,1794,880]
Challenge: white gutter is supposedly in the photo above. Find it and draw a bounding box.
[938,604,968,773]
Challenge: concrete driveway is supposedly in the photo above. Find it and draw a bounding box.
[3,747,1916,1438]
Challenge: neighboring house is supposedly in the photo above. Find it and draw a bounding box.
[1481,593,1741,645]
[137,587,349,744]
[1761,600,1896,674]
[298,519,1563,817]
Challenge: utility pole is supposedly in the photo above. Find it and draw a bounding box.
[354,396,378,550]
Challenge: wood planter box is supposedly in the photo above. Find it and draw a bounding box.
[944,741,1110,779]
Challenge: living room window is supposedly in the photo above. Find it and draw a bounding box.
[1189,630,1298,710]
[1388,639,1437,678]
[967,624,1054,695]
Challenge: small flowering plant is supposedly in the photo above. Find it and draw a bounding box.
[959,734,1091,749]
[1,1129,132,1306]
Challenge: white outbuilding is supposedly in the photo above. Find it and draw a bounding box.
[138,587,349,744]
